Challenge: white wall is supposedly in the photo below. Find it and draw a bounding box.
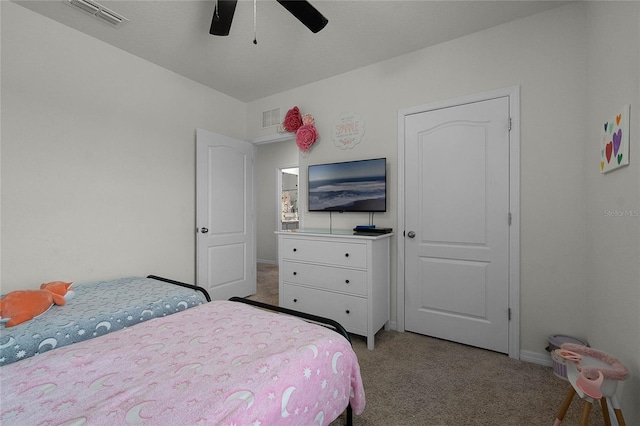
[1,2,246,292]
[584,1,640,419]
[255,139,298,263]
[2,0,638,421]
[248,3,639,421]
[249,2,588,347]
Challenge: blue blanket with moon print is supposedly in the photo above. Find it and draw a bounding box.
[0,276,208,366]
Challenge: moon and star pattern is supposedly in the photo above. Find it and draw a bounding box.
[0,300,365,426]
[0,277,207,365]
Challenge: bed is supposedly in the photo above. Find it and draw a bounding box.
[0,275,210,366]
[0,298,365,425]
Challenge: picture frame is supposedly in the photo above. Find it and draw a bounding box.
[600,105,630,173]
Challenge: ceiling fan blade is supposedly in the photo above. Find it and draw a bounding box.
[210,0,238,36]
[276,0,328,33]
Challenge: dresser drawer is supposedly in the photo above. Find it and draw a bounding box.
[282,284,367,333]
[282,261,367,296]
[281,237,367,268]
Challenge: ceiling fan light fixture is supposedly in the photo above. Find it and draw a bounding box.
[64,0,129,28]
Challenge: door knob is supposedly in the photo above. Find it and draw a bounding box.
[201,227,209,234]
[407,231,416,238]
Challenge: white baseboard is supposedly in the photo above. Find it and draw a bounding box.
[520,349,553,367]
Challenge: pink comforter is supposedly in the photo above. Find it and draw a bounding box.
[0,300,365,425]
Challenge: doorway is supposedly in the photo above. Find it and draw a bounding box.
[397,87,521,358]
[252,138,298,305]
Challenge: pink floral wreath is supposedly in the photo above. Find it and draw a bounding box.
[283,106,319,152]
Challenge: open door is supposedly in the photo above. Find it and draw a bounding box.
[196,128,256,300]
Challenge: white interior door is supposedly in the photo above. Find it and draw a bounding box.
[404,97,511,353]
[196,128,256,300]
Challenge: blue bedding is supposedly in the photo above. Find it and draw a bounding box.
[0,276,208,366]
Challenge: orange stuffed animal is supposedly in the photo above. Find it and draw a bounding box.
[0,281,73,327]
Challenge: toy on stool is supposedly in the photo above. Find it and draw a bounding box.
[553,343,629,426]
[0,281,73,327]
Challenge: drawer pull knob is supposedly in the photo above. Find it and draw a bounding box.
[293,298,298,303]
[345,310,350,314]
[345,279,350,284]
[293,271,297,275]
[293,248,297,252]
[345,253,349,257]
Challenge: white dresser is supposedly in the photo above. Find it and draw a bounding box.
[276,230,392,350]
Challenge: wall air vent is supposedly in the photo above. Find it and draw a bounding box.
[64,0,129,28]
[262,108,281,128]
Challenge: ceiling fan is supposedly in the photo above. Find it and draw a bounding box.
[209,0,328,36]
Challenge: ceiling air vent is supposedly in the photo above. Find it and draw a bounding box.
[64,0,129,28]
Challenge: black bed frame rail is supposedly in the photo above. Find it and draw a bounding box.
[147,275,211,302]
[228,297,351,344]
[229,296,354,426]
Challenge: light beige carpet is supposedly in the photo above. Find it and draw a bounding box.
[252,263,603,425]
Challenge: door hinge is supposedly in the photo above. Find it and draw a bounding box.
[508,117,512,131]
[508,308,512,321]
[508,212,512,226]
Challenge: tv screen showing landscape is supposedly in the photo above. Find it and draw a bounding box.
[308,158,387,212]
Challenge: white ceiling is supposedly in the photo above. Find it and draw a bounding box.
[15,0,568,102]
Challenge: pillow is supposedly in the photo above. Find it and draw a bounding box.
[0,281,73,327]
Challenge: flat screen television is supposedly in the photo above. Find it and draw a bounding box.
[308,158,387,212]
